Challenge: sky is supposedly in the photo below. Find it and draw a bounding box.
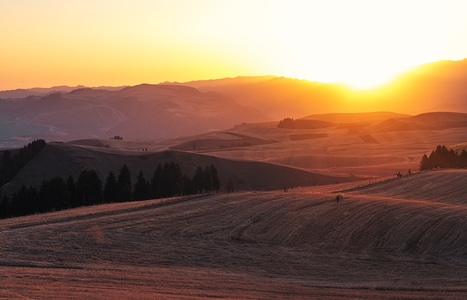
[1,0,467,90]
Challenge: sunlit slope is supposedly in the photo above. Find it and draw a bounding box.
[345,169,467,206]
[182,59,467,117]
[191,112,467,177]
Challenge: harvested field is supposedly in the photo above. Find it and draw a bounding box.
[1,170,467,299]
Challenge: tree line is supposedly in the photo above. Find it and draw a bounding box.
[277,118,333,129]
[420,145,467,171]
[0,162,222,219]
[0,139,46,187]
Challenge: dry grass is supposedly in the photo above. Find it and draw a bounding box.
[1,112,467,298]
[1,170,467,299]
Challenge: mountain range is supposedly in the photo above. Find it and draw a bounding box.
[0,59,466,147]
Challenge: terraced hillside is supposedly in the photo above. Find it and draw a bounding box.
[1,170,467,299]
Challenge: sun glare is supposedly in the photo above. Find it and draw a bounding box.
[339,71,399,90]
[1,1,467,90]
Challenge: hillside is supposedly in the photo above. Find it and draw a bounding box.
[344,169,467,206]
[181,59,467,118]
[300,111,410,124]
[1,170,467,298]
[1,59,466,148]
[2,110,461,197]
[0,84,266,148]
[0,141,359,197]
[368,112,467,132]
[174,112,467,178]
[0,85,124,99]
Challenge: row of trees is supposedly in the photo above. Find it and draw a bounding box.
[420,145,467,170]
[277,118,333,129]
[0,162,222,219]
[0,139,46,187]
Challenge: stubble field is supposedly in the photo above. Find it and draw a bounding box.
[1,170,467,299]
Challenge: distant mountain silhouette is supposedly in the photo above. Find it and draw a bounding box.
[179,59,467,118]
[179,76,341,119]
[1,59,466,147]
[0,84,266,147]
[0,85,123,99]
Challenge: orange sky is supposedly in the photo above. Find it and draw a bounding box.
[1,0,467,90]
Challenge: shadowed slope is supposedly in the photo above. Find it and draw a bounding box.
[0,142,359,196]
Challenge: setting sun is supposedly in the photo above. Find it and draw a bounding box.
[1,2,467,298]
[1,0,467,90]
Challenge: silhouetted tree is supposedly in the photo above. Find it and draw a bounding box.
[150,164,162,198]
[1,161,224,219]
[170,162,183,196]
[0,150,12,185]
[0,139,46,187]
[117,164,132,202]
[420,154,430,171]
[192,166,204,194]
[160,162,182,197]
[133,170,149,201]
[39,176,70,212]
[420,145,467,170]
[210,165,220,193]
[66,176,77,207]
[278,118,295,129]
[76,169,102,206]
[103,171,119,203]
[203,166,213,192]
[182,175,195,195]
[10,185,38,217]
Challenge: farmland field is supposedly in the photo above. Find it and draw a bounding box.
[1,170,467,299]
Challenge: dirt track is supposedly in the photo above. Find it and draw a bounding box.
[1,171,467,299]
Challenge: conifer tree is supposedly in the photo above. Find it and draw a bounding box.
[210,164,220,193]
[193,166,204,194]
[76,169,102,206]
[133,170,149,201]
[117,164,132,202]
[103,171,119,203]
[150,164,162,198]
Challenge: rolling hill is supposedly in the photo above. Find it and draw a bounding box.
[1,59,467,148]
[180,59,467,118]
[173,112,467,178]
[367,112,467,132]
[1,170,466,298]
[0,84,266,147]
[0,141,359,197]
